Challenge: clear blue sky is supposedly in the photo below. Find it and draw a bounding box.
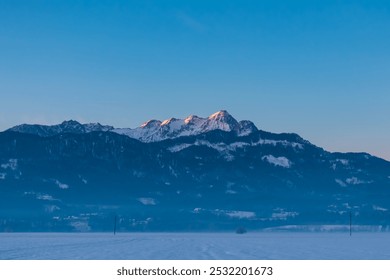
[1,0,389,160]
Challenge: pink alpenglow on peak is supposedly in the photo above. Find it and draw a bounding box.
[140,120,162,128]
[201,110,240,133]
[113,110,258,142]
[160,118,178,126]
[184,115,202,125]
[208,110,231,119]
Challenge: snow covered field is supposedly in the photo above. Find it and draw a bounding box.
[1,232,390,260]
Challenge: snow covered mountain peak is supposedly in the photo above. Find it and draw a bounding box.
[140,120,162,128]
[161,118,178,126]
[208,110,231,119]
[59,120,85,133]
[83,122,114,133]
[61,120,80,126]
[8,120,113,137]
[184,115,202,125]
[7,111,258,142]
[202,110,239,133]
[114,110,258,142]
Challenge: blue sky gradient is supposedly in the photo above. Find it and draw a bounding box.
[1,0,389,160]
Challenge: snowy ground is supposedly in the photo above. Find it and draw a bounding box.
[1,232,390,260]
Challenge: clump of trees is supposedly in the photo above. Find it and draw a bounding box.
[235,227,247,234]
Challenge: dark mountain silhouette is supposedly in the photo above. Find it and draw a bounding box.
[1,111,389,231]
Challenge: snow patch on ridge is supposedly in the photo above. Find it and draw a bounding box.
[45,205,60,213]
[24,191,60,201]
[225,211,255,219]
[346,177,366,185]
[373,205,388,212]
[335,177,371,186]
[225,189,237,194]
[1,159,18,170]
[262,155,291,168]
[335,179,347,187]
[138,197,156,205]
[55,180,69,189]
[167,144,193,152]
[168,139,302,153]
[254,139,303,149]
[37,194,57,201]
[213,209,255,219]
[270,208,299,220]
[168,141,249,161]
[194,208,256,219]
[336,159,350,166]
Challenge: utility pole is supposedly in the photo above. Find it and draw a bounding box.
[349,211,352,236]
[114,215,117,235]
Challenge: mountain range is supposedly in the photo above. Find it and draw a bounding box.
[1,110,389,232]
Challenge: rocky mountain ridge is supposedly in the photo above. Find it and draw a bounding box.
[1,111,389,232]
